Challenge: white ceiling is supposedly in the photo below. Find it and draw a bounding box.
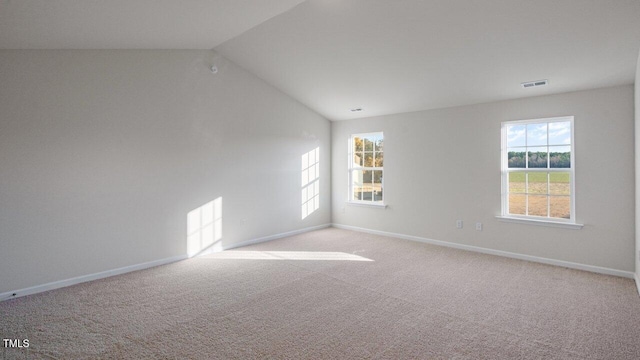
[216,0,640,120]
[2,1,639,121]
[0,0,305,49]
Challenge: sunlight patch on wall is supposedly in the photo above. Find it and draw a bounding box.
[204,251,373,262]
[187,197,222,257]
[301,147,320,219]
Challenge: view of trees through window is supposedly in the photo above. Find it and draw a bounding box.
[504,119,573,220]
[350,133,383,202]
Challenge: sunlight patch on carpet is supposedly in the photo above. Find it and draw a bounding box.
[203,251,373,261]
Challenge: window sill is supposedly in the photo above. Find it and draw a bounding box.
[346,201,388,209]
[495,216,583,229]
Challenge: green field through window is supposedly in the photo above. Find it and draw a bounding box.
[508,172,570,183]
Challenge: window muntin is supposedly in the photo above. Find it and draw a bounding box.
[501,117,574,222]
[349,132,383,204]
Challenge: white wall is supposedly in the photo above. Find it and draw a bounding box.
[0,50,330,294]
[332,85,635,272]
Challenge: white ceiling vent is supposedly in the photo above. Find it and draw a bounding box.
[521,79,548,88]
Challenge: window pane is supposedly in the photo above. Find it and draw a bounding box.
[373,170,383,201]
[550,196,570,219]
[509,194,526,215]
[527,147,547,168]
[508,172,525,193]
[351,170,362,200]
[508,150,525,168]
[548,122,571,145]
[353,152,363,166]
[364,137,374,151]
[527,172,547,194]
[364,152,374,167]
[528,195,548,217]
[354,137,363,152]
[363,170,373,184]
[362,170,373,201]
[353,187,362,201]
[549,172,570,195]
[549,146,570,168]
[527,123,547,146]
[375,137,384,152]
[507,125,526,147]
[375,152,383,167]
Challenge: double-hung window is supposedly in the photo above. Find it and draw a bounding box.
[501,117,576,223]
[349,132,384,204]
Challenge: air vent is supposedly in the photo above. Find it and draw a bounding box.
[521,79,548,88]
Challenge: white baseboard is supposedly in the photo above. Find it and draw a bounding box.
[332,223,635,279]
[0,254,187,302]
[1,223,332,302]
[224,223,331,250]
[635,273,640,296]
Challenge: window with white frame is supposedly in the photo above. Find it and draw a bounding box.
[501,117,575,222]
[349,132,383,203]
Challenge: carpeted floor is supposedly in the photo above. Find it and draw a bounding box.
[1,228,640,359]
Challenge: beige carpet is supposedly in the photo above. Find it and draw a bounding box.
[1,228,640,359]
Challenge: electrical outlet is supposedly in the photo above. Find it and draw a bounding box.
[456,220,463,229]
[476,222,482,231]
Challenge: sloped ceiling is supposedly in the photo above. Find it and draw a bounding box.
[0,0,306,49]
[216,0,640,120]
[2,0,639,121]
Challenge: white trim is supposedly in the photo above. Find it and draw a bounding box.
[504,115,575,125]
[223,223,331,250]
[495,216,583,229]
[346,201,387,209]
[0,254,188,302]
[331,223,634,279]
[0,223,332,302]
[635,273,640,297]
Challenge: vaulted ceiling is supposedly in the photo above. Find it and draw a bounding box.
[0,0,306,49]
[2,0,640,121]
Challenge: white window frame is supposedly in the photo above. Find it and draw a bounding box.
[499,116,582,228]
[348,132,385,207]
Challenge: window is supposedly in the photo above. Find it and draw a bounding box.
[501,117,575,223]
[349,132,384,204]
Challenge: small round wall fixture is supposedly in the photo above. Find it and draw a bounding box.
[210,65,218,74]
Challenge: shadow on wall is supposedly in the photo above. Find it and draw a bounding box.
[187,197,222,257]
[302,147,320,219]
